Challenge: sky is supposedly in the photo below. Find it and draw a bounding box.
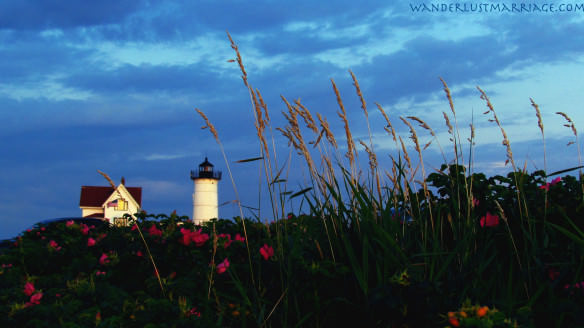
[1,0,584,239]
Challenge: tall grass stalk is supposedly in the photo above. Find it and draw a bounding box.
[556,111,584,201]
[97,170,167,297]
[195,108,256,286]
[188,33,584,326]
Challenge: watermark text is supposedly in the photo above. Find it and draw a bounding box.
[410,2,584,13]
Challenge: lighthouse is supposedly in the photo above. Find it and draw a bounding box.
[191,157,222,225]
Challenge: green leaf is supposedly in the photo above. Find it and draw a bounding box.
[290,187,312,199]
[547,165,584,177]
[235,156,263,163]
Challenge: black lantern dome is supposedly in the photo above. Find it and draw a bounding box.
[191,157,222,180]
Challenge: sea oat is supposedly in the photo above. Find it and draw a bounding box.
[401,117,434,229]
[349,70,367,118]
[251,91,270,157]
[331,79,357,168]
[97,170,117,189]
[195,108,220,142]
[477,87,514,168]
[556,111,583,189]
[407,116,434,136]
[376,103,397,143]
[556,112,578,138]
[316,113,338,149]
[443,112,453,139]
[400,117,421,154]
[399,136,413,172]
[359,140,378,171]
[468,123,475,145]
[294,99,319,135]
[257,89,270,123]
[531,98,544,135]
[440,77,455,117]
[226,31,248,87]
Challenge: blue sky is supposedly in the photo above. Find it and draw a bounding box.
[1,0,584,239]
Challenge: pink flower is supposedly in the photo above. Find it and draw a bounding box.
[131,224,138,231]
[148,224,163,237]
[472,197,480,207]
[540,177,562,191]
[96,233,107,242]
[259,244,274,260]
[216,258,229,274]
[55,293,62,298]
[25,292,42,307]
[186,307,201,317]
[48,240,62,251]
[179,228,209,246]
[96,271,106,276]
[99,253,110,265]
[40,227,46,231]
[23,282,35,296]
[192,229,209,246]
[234,233,245,242]
[179,228,193,245]
[480,212,500,228]
[548,268,560,281]
[81,224,90,235]
[136,251,143,257]
[87,237,96,247]
[218,233,233,248]
[66,220,74,227]
[1,264,13,268]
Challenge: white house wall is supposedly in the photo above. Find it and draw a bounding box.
[81,207,103,217]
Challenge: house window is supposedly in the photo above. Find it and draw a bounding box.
[117,199,128,211]
[113,217,128,227]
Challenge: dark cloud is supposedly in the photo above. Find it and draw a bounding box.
[254,31,363,56]
[62,63,228,95]
[504,15,584,63]
[184,0,391,34]
[0,35,93,83]
[0,0,143,30]
[77,0,398,42]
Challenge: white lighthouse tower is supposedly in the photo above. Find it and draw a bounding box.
[191,157,222,225]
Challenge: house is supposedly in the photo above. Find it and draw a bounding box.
[79,178,142,226]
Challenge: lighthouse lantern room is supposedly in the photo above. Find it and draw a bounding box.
[191,157,222,225]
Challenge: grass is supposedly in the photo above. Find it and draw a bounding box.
[1,33,584,327]
[196,33,584,326]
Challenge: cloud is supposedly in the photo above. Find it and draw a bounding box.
[61,63,228,95]
[132,179,187,196]
[0,0,143,30]
[143,153,193,161]
[0,34,94,84]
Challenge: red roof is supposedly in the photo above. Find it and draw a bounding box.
[79,186,142,207]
